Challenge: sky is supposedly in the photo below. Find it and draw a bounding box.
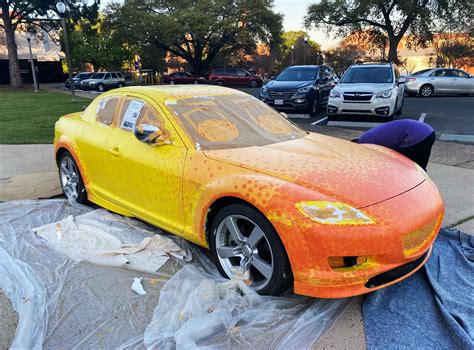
[100,0,339,49]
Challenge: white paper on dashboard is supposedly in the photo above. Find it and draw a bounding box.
[121,100,145,130]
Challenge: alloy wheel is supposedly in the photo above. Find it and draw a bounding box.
[215,214,274,291]
[420,85,433,97]
[59,156,79,201]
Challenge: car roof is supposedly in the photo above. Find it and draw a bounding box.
[351,63,392,68]
[286,65,320,69]
[113,85,247,100]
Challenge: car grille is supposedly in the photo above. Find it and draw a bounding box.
[341,109,372,113]
[403,214,443,257]
[268,90,294,99]
[343,92,373,101]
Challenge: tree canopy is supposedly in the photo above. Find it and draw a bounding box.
[280,31,321,67]
[105,0,283,74]
[304,0,473,63]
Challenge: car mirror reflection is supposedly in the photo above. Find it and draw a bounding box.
[134,124,171,146]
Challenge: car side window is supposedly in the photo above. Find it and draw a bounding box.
[453,70,469,78]
[237,70,247,76]
[96,96,120,126]
[117,97,168,134]
[432,70,447,77]
[226,69,237,76]
[111,73,119,79]
[213,69,224,75]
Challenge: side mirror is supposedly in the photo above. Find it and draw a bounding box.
[334,78,340,84]
[270,75,275,80]
[134,124,171,146]
[397,77,406,85]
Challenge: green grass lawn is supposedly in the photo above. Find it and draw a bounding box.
[0,89,91,144]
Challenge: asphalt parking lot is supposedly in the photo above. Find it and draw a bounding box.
[58,85,474,142]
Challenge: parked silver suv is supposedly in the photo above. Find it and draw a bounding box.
[80,72,126,92]
[327,63,405,120]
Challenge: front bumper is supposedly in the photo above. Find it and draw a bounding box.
[274,179,445,298]
[259,92,313,113]
[327,95,396,117]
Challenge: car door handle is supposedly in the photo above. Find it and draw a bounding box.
[107,147,121,157]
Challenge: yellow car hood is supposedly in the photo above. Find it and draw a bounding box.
[203,133,426,208]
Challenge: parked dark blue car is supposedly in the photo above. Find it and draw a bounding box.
[259,65,337,115]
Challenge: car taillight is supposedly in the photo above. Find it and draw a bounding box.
[406,78,416,82]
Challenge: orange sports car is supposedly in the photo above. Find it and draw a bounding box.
[54,85,444,298]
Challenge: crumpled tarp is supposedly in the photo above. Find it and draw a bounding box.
[0,199,348,349]
[363,229,474,349]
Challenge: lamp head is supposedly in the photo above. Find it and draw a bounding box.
[56,1,66,15]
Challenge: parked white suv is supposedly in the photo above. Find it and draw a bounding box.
[327,63,405,120]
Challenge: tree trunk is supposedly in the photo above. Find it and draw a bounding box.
[387,35,401,64]
[1,3,22,88]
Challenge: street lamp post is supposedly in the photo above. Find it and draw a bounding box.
[303,36,308,64]
[56,1,75,102]
[25,32,39,92]
[291,45,295,65]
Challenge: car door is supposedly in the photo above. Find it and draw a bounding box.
[236,69,249,86]
[317,66,334,105]
[77,94,121,200]
[451,69,473,93]
[103,94,187,233]
[111,72,120,87]
[226,68,238,85]
[429,69,451,93]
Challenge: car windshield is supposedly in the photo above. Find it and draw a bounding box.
[165,94,306,150]
[75,73,90,79]
[276,68,318,81]
[341,67,393,83]
[91,73,105,79]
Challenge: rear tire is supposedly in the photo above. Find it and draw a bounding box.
[97,84,105,92]
[58,151,88,204]
[215,80,225,86]
[419,84,433,97]
[209,203,293,296]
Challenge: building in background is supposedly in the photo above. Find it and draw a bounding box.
[0,20,65,85]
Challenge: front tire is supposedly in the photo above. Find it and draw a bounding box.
[97,84,105,92]
[58,151,88,204]
[209,204,293,295]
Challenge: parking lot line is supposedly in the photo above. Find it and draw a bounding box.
[311,117,328,125]
[419,113,427,123]
[327,121,385,128]
[287,113,311,119]
[439,134,474,143]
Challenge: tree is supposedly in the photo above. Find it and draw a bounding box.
[68,18,134,71]
[435,34,473,68]
[304,0,473,63]
[280,31,322,67]
[324,45,365,76]
[105,0,283,75]
[0,0,98,88]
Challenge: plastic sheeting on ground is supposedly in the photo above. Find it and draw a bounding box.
[0,199,349,349]
[363,229,474,349]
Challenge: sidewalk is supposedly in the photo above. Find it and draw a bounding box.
[1,137,473,349]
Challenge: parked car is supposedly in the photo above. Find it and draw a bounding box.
[259,65,336,115]
[208,68,262,87]
[65,72,93,89]
[80,72,126,92]
[162,72,206,84]
[404,68,474,97]
[327,62,405,120]
[54,85,444,298]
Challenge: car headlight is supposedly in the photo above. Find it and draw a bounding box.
[295,201,375,225]
[330,90,341,98]
[297,85,313,93]
[376,90,392,98]
[261,86,267,93]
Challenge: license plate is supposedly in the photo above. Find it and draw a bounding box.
[274,99,284,105]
